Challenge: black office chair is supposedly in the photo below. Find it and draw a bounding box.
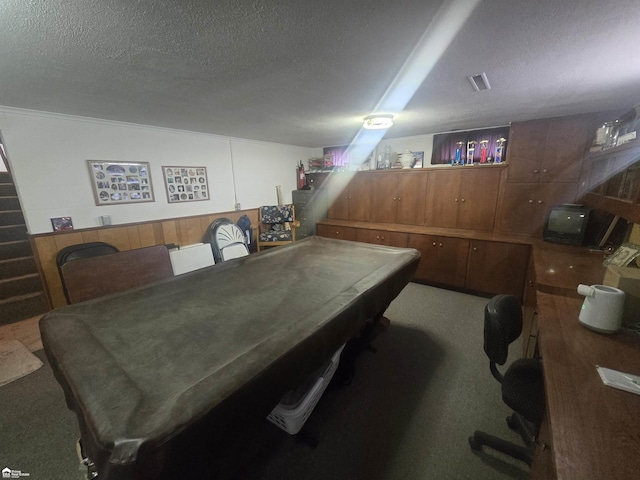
[208,218,249,263]
[468,294,545,466]
[56,242,119,303]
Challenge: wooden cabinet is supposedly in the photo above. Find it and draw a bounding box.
[408,234,469,288]
[370,171,427,225]
[530,410,556,480]
[356,229,408,247]
[506,115,593,184]
[327,173,371,222]
[521,257,539,358]
[465,240,530,298]
[425,167,501,231]
[316,224,358,241]
[497,182,578,236]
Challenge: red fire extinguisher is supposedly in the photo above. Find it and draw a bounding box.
[297,161,306,189]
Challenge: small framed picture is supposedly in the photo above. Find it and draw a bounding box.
[51,216,74,232]
[412,151,425,168]
[603,242,640,267]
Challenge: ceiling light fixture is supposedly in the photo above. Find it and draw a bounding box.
[467,72,491,92]
[363,113,394,130]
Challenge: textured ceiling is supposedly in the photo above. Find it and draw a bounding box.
[1,0,639,148]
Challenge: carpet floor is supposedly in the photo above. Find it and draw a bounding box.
[0,283,531,480]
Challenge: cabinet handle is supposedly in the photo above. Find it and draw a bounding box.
[432,242,437,246]
[439,243,443,247]
[393,197,397,201]
[397,197,402,201]
[473,247,478,252]
[528,199,534,203]
[537,200,543,204]
[542,169,548,173]
[454,198,459,202]
[533,169,539,173]
[461,198,465,202]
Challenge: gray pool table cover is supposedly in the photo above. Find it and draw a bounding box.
[40,236,419,479]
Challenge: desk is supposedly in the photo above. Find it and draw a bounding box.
[531,243,640,479]
[40,237,419,480]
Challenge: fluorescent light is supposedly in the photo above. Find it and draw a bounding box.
[363,113,394,130]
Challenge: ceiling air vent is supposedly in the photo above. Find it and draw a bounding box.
[467,72,491,92]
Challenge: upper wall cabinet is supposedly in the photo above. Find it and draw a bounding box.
[425,166,503,231]
[326,173,371,222]
[370,171,428,225]
[507,116,594,183]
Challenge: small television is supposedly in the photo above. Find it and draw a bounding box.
[543,204,592,245]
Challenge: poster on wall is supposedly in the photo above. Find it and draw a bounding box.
[87,160,154,205]
[162,166,209,203]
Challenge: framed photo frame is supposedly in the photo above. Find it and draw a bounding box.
[88,161,154,205]
[603,242,640,267]
[51,216,74,232]
[162,166,209,203]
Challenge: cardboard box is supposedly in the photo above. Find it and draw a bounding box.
[603,265,640,326]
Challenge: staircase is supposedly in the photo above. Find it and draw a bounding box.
[0,171,48,326]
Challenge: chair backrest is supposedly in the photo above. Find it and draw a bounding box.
[56,242,120,303]
[483,294,523,368]
[56,241,119,268]
[60,245,173,304]
[260,205,294,224]
[209,218,249,263]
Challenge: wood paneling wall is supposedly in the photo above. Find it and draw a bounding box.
[31,209,259,309]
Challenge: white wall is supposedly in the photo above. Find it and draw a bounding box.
[0,107,314,234]
[312,133,435,169]
[380,133,434,165]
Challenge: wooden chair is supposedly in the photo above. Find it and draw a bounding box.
[256,204,299,251]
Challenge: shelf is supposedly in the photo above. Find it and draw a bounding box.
[582,192,640,224]
[587,139,640,162]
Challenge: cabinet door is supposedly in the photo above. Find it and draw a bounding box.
[465,240,530,298]
[457,169,501,231]
[316,224,357,241]
[396,172,427,225]
[327,176,349,220]
[498,183,578,236]
[370,173,398,223]
[347,174,372,222]
[541,116,592,183]
[506,119,549,183]
[408,234,469,288]
[425,170,461,228]
[358,229,408,247]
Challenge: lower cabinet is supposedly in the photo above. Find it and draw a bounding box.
[407,234,469,288]
[530,410,556,479]
[316,224,358,241]
[317,224,531,299]
[356,229,408,247]
[465,240,530,298]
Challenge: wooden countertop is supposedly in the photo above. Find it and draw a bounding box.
[532,243,640,479]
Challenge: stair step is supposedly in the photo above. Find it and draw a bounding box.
[0,225,28,242]
[0,240,32,261]
[0,184,17,197]
[0,256,37,280]
[0,172,11,183]
[0,210,25,225]
[0,273,43,300]
[0,292,48,326]
[0,196,21,211]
